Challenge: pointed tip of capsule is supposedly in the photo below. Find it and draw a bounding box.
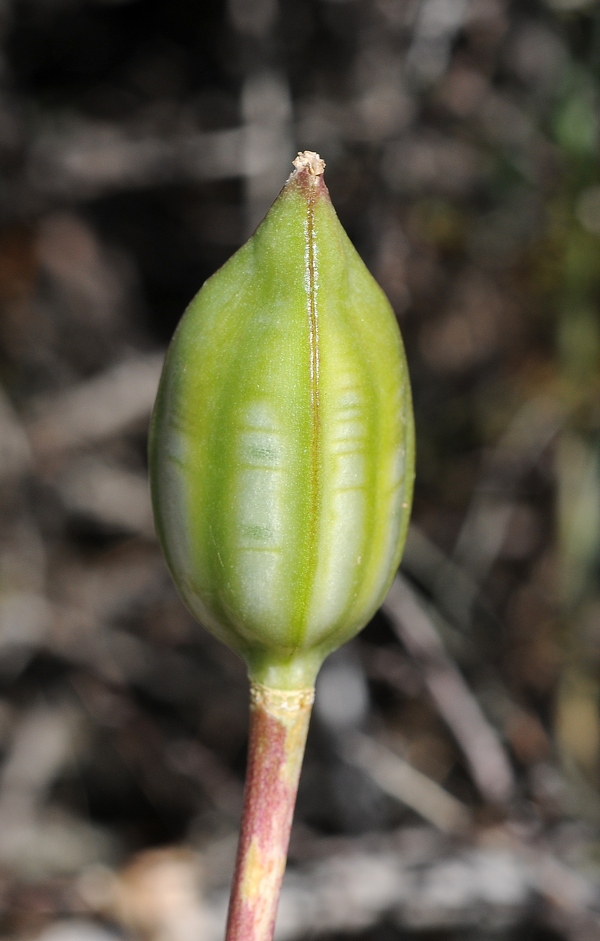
[287,151,330,201]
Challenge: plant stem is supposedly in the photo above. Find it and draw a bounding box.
[225,682,314,941]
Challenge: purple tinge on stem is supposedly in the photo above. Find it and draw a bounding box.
[225,684,314,941]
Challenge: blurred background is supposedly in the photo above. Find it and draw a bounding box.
[1,0,600,938]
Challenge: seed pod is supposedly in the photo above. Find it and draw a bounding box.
[150,152,414,690]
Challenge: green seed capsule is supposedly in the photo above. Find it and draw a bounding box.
[149,152,414,689]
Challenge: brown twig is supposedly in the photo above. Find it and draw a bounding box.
[384,575,515,806]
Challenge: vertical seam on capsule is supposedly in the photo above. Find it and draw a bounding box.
[305,181,321,617]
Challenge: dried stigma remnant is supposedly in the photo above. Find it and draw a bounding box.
[292,150,326,175]
[149,151,414,941]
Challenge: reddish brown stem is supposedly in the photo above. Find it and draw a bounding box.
[225,683,314,941]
